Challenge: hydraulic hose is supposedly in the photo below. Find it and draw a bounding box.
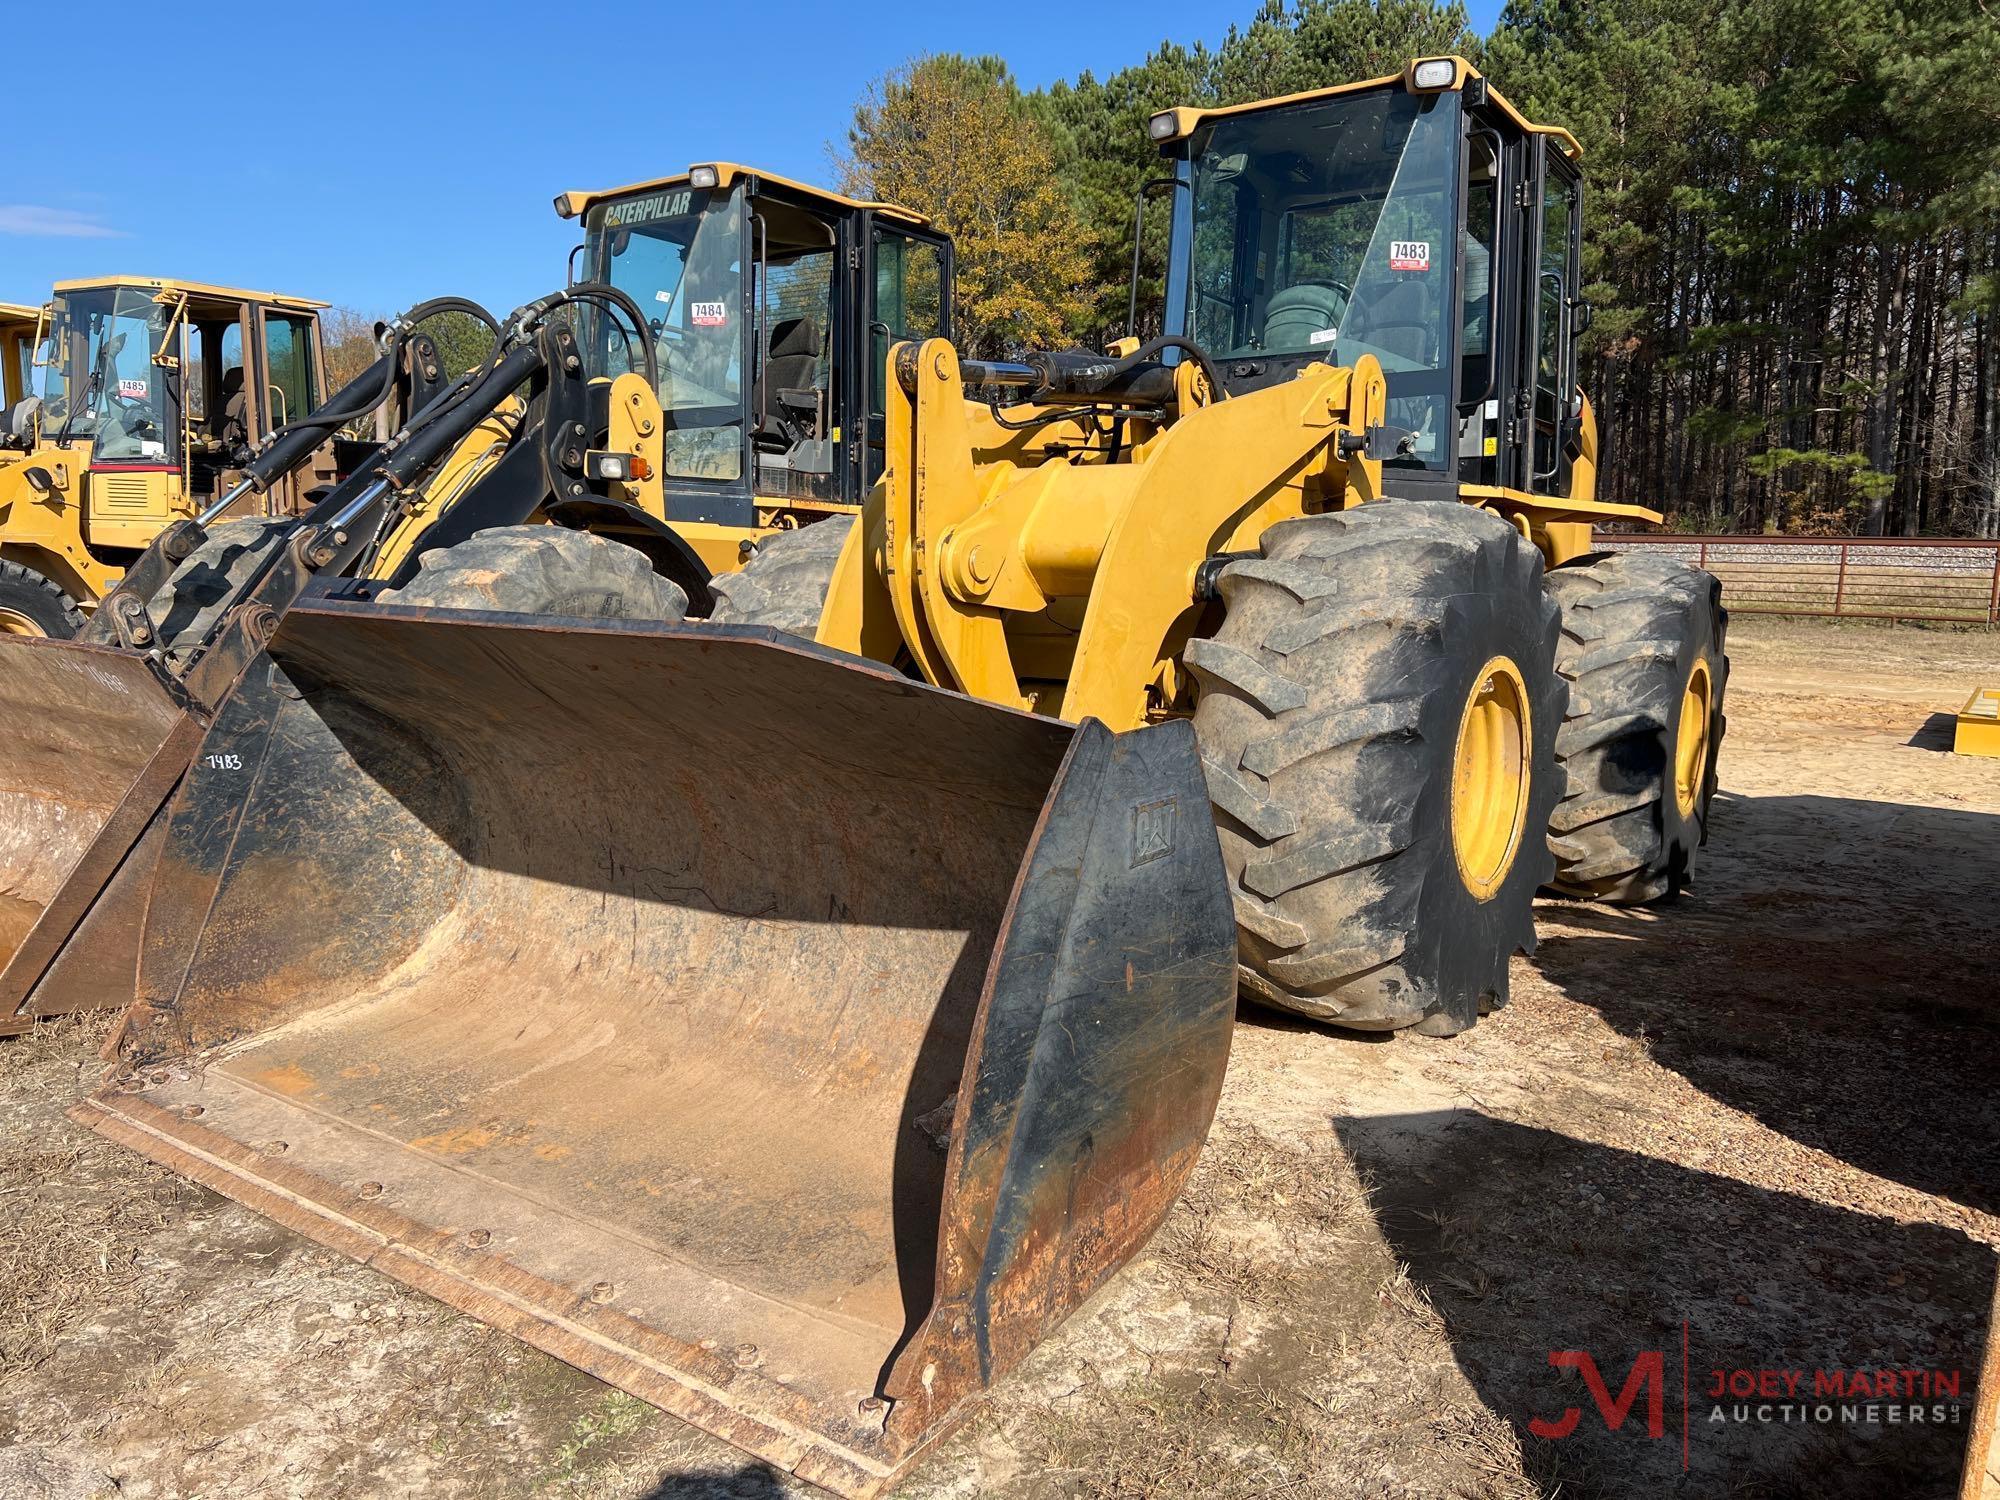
[207,297,504,523]
[1114,335,1227,401]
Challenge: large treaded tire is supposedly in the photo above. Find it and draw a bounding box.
[707,517,853,637]
[0,560,86,639]
[146,518,293,664]
[1545,551,1728,903]
[381,526,689,620]
[1189,503,1565,1036]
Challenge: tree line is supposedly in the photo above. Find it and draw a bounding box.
[837,0,2000,537]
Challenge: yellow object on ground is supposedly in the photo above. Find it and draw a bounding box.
[1954,686,2000,757]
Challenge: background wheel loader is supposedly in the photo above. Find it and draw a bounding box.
[0,277,343,632]
[0,166,954,1038]
[74,64,1726,1497]
[0,300,36,437]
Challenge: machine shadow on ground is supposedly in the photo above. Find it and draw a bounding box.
[1336,1109,1993,1499]
[639,1465,790,1499]
[1533,791,2000,1215]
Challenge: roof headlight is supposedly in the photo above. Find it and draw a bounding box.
[1412,58,1457,90]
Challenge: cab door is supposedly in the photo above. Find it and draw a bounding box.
[852,217,953,495]
[253,304,326,515]
[1518,141,1582,498]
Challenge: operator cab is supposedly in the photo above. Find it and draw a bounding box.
[0,303,37,449]
[1151,57,1588,503]
[31,277,330,520]
[560,164,952,530]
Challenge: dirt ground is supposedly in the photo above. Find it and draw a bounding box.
[2,615,1996,1500]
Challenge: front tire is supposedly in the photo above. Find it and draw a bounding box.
[146,518,293,663]
[380,526,689,620]
[1544,551,1728,903]
[708,518,852,635]
[1189,503,1564,1036]
[0,561,86,639]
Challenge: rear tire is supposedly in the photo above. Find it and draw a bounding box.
[1544,551,1728,903]
[708,518,852,636]
[0,561,86,639]
[1189,503,1565,1036]
[380,526,689,620]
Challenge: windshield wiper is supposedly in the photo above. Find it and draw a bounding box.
[55,364,103,448]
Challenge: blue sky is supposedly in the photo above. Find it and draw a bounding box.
[2,0,1502,319]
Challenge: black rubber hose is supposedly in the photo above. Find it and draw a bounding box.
[240,297,505,496]
[1121,335,1226,401]
[260,296,502,446]
[504,282,656,392]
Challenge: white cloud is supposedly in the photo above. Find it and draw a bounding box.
[0,204,126,238]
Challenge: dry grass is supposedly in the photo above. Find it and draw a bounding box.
[0,618,1994,1497]
[0,1010,187,1381]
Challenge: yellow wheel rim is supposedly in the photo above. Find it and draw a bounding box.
[1451,656,1533,901]
[1674,658,1713,817]
[0,607,47,637]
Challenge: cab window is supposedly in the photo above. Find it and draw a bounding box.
[870,230,944,415]
[264,313,319,432]
[1183,87,1462,468]
[1532,168,1577,488]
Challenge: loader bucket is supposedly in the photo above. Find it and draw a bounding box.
[0,634,205,1034]
[78,601,1238,1496]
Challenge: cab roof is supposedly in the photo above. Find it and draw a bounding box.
[555,163,930,227]
[1151,57,1583,162]
[51,275,329,312]
[0,302,38,324]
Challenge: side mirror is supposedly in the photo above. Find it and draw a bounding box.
[1571,300,1593,336]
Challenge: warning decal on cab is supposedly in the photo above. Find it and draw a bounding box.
[690,301,727,327]
[1389,240,1431,272]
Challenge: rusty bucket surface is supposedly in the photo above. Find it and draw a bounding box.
[0,634,204,1034]
[78,601,1237,1495]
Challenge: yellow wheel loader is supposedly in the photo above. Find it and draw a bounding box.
[0,300,36,423]
[0,167,954,1037]
[75,65,1725,1496]
[0,277,343,632]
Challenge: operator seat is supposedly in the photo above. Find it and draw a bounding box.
[1349,281,1436,367]
[759,317,823,448]
[212,367,249,450]
[1262,283,1348,352]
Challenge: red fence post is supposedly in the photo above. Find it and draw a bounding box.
[1833,542,1849,617]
